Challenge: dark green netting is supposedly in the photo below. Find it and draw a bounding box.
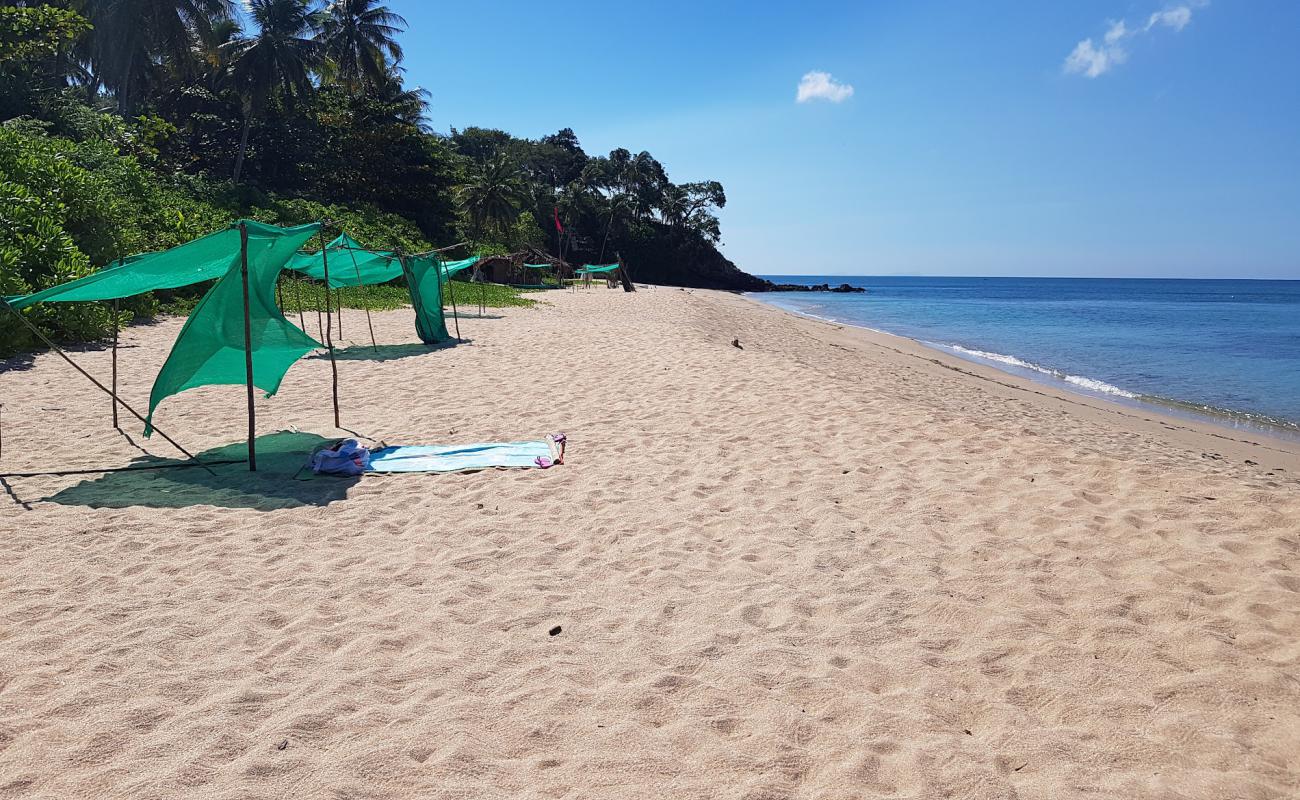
[7,224,272,309]
[403,255,451,344]
[145,221,322,434]
[523,263,553,270]
[287,232,403,287]
[577,264,620,274]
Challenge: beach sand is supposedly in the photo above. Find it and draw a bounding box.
[2,287,1298,799]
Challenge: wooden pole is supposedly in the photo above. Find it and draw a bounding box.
[335,286,344,341]
[0,299,213,473]
[617,254,636,292]
[110,296,120,429]
[238,223,257,472]
[444,261,462,342]
[347,245,378,351]
[314,277,325,341]
[318,229,341,428]
[293,275,305,330]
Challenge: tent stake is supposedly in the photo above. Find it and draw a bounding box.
[347,245,378,352]
[238,223,257,472]
[0,299,214,474]
[110,297,120,429]
[318,229,342,428]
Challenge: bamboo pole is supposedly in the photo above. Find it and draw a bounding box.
[347,245,378,351]
[444,259,462,342]
[0,299,214,473]
[238,223,257,471]
[335,287,344,341]
[294,275,305,330]
[314,277,325,341]
[110,296,120,429]
[318,229,341,429]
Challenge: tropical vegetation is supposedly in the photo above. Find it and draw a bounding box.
[0,0,762,356]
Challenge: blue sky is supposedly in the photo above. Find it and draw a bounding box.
[393,1,1299,278]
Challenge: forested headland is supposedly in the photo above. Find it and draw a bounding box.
[0,1,768,355]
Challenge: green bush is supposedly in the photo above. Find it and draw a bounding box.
[0,120,437,356]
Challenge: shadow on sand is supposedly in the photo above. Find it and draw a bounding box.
[311,340,468,362]
[44,431,357,510]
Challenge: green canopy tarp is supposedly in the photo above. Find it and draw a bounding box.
[7,224,269,309]
[577,264,620,274]
[287,232,404,288]
[440,256,479,279]
[7,219,323,435]
[404,255,451,344]
[146,221,322,433]
[523,263,553,270]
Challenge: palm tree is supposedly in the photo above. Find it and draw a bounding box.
[458,155,526,241]
[318,0,405,94]
[226,0,321,181]
[75,0,234,113]
[360,70,431,130]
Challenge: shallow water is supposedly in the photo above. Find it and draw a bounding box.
[755,276,1300,434]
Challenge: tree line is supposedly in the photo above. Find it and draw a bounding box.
[0,1,761,355]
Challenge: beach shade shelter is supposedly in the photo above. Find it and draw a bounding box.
[576,263,620,288]
[4,220,327,471]
[521,263,556,288]
[287,237,467,346]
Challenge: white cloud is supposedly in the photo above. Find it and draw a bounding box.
[1064,38,1128,78]
[1147,6,1193,31]
[1064,4,1202,78]
[796,71,855,104]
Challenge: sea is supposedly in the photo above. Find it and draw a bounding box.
[753,276,1300,438]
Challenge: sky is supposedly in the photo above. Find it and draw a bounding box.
[393,1,1300,279]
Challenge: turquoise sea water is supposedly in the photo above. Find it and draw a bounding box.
[753,276,1300,435]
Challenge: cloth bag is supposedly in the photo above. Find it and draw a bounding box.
[309,439,371,476]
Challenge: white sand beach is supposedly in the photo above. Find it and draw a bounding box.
[2,287,1298,799]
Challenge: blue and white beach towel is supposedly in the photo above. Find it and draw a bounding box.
[366,434,565,473]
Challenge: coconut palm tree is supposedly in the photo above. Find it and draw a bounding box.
[458,155,527,241]
[318,0,405,94]
[75,0,234,113]
[226,0,321,181]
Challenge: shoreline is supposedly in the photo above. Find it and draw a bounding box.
[741,291,1300,469]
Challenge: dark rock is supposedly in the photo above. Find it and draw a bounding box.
[548,626,562,636]
[766,282,867,294]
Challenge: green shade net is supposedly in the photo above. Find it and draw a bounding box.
[145,221,322,434]
[7,225,258,310]
[523,263,553,270]
[402,255,451,344]
[577,264,620,274]
[287,232,403,288]
[440,256,479,279]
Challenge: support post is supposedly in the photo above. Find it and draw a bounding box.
[110,296,120,428]
[347,245,378,352]
[617,254,636,292]
[0,299,212,473]
[335,287,344,341]
[238,223,257,472]
[318,229,341,428]
[444,260,462,342]
[293,275,305,330]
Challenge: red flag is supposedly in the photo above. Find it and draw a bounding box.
[553,206,564,233]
